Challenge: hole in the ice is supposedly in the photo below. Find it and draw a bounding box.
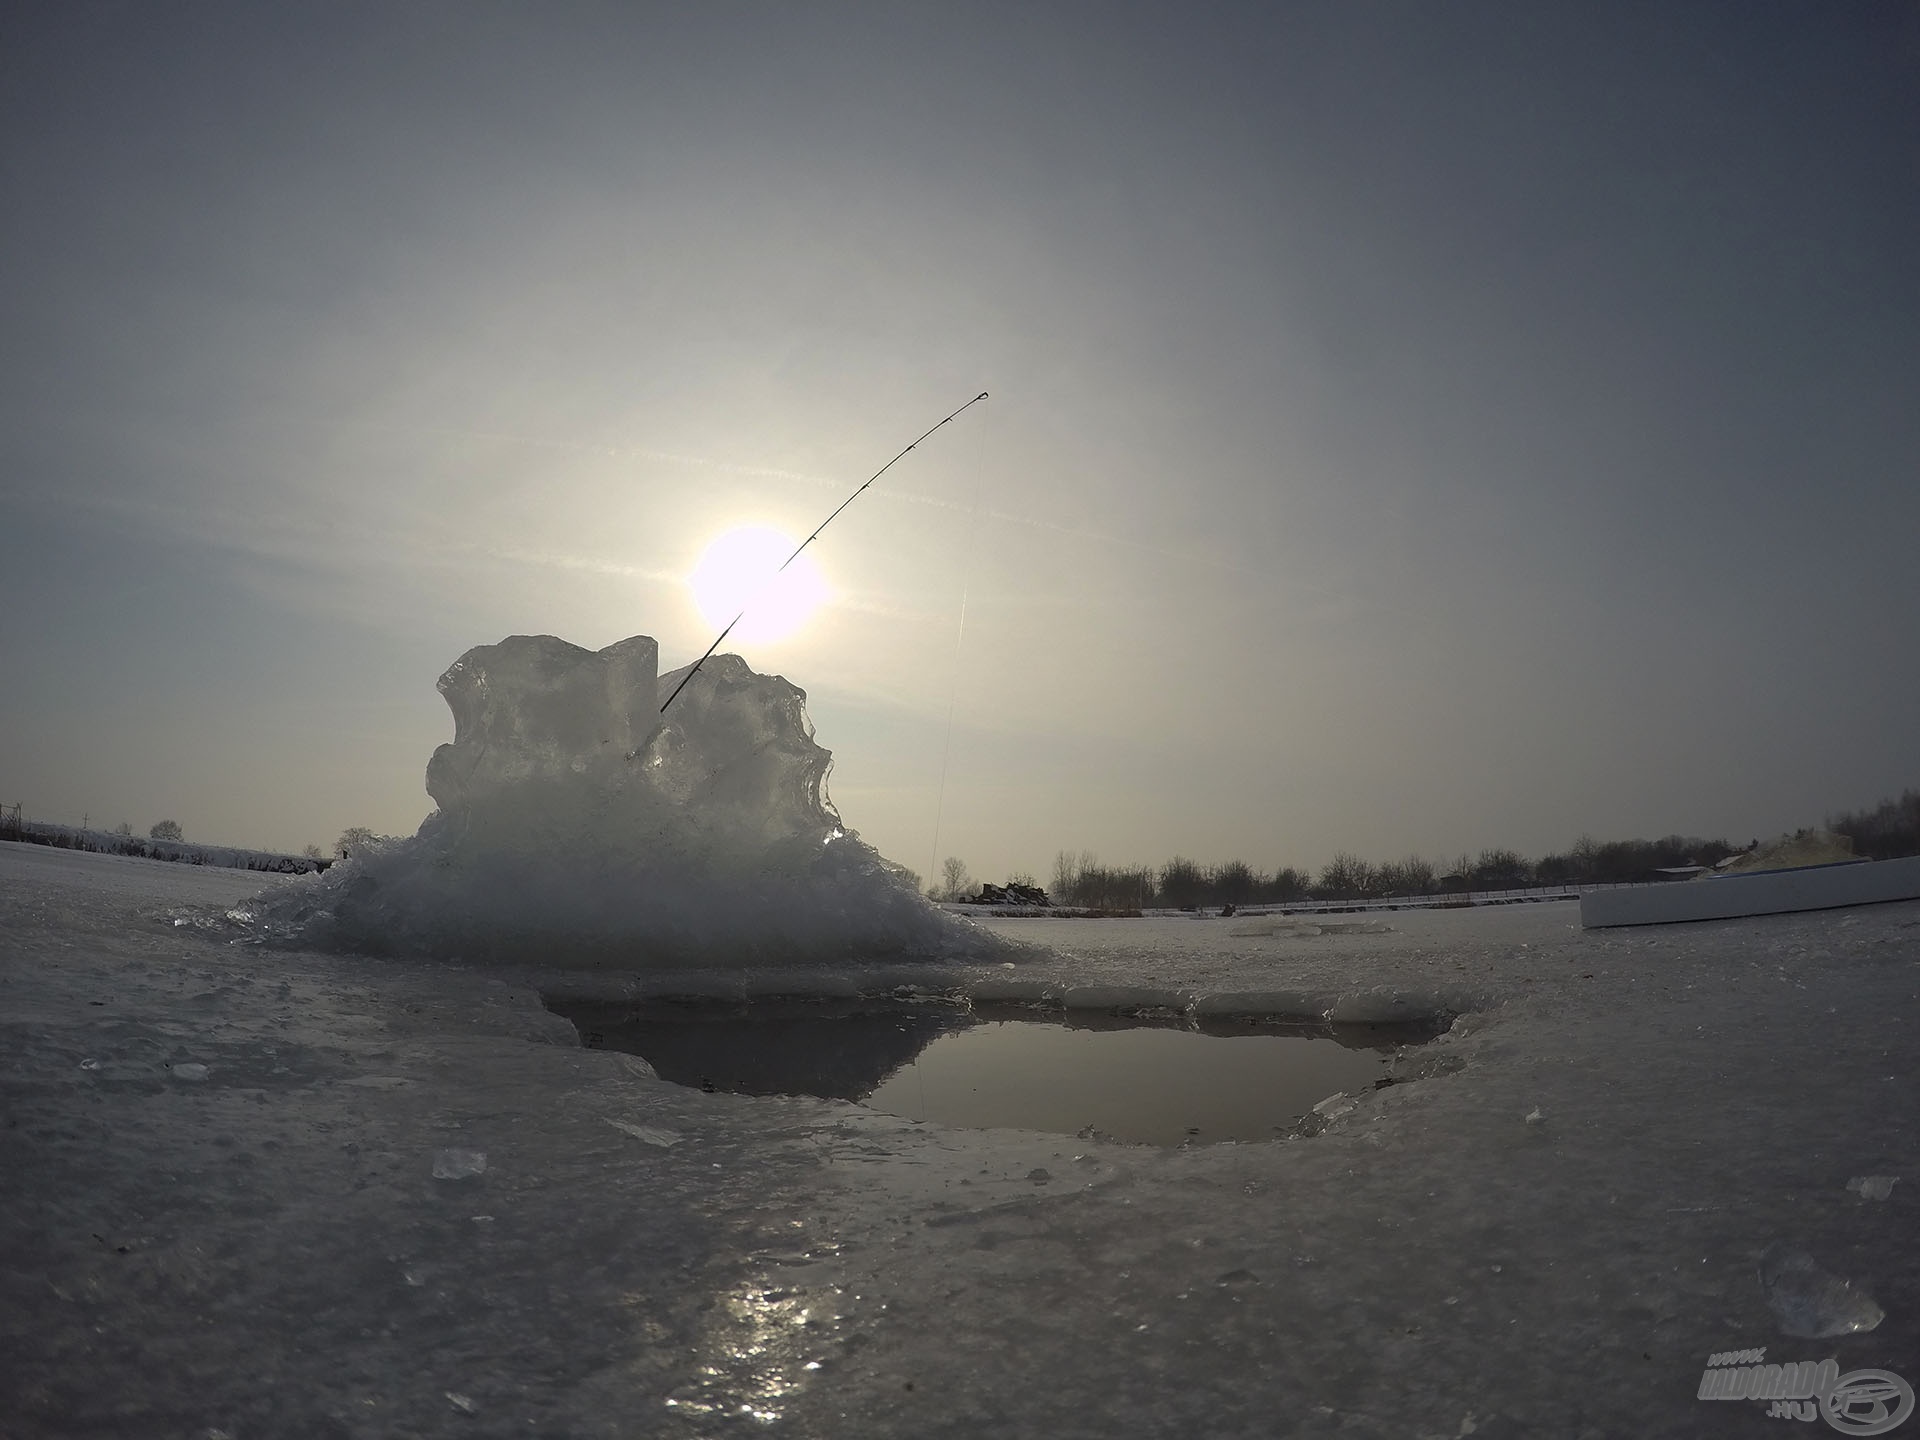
[543,996,1445,1146]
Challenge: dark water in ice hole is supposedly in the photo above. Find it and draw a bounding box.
[545,998,1442,1146]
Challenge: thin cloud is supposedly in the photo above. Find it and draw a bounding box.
[243,413,1276,582]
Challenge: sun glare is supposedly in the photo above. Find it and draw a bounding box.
[687,525,829,644]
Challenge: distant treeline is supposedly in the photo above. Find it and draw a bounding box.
[0,814,328,875]
[1828,788,1920,864]
[1047,785,1920,909]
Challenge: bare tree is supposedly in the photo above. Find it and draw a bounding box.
[1051,849,1094,899]
[1316,852,1374,900]
[1158,856,1208,908]
[335,826,379,859]
[1267,866,1310,902]
[1570,834,1599,882]
[1208,859,1257,907]
[1110,865,1156,908]
[939,855,971,901]
[1471,848,1532,891]
[149,819,184,842]
[1376,855,1436,896]
[1057,858,1155,909]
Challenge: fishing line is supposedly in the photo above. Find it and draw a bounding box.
[660,392,990,715]
[928,393,989,898]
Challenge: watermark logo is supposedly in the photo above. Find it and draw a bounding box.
[1822,1373,1917,1436]
[1697,1349,1915,1433]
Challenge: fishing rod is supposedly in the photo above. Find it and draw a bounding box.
[659,391,990,715]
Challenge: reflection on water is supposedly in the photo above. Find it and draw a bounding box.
[868,1021,1395,1145]
[547,997,1438,1146]
[661,1275,817,1426]
[559,998,971,1099]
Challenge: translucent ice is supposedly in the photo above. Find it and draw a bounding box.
[604,1119,682,1148]
[1311,1092,1355,1119]
[252,634,992,968]
[1758,1242,1884,1338]
[431,1149,488,1180]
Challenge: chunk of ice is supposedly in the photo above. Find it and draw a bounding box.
[431,1149,488,1180]
[247,635,997,969]
[1758,1242,1884,1337]
[1845,1175,1897,1201]
[604,1119,681,1147]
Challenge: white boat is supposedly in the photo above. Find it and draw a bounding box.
[1579,855,1920,928]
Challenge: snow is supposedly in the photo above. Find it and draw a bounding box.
[243,634,994,968]
[5,837,1917,1436]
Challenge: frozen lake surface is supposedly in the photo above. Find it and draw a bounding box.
[3,839,1916,1437]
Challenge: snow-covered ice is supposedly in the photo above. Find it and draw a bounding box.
[4,631,1917,1434]
[4,837,1917,1437]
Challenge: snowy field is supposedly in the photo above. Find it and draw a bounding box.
[3,837,1916,1438]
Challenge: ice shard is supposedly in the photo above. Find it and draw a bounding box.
[1758,1242,1885,1338]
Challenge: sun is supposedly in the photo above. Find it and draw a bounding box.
[687,525,829,644]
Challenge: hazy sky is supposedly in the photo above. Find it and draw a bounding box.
[3,2,1916,885]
